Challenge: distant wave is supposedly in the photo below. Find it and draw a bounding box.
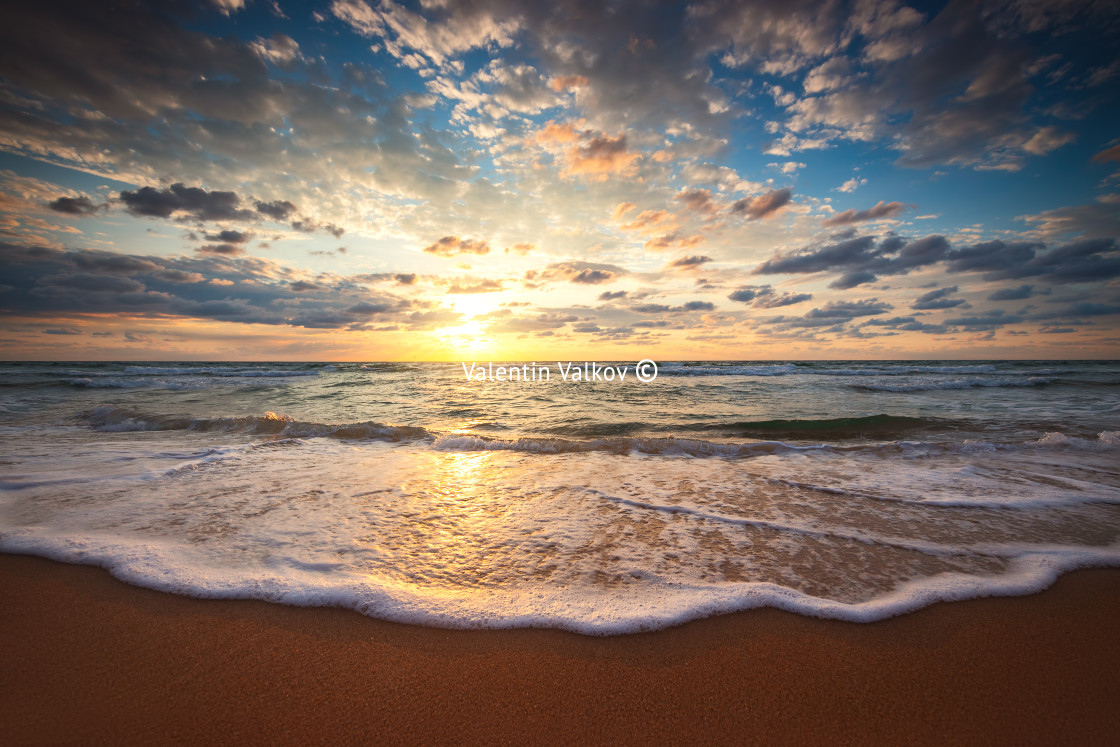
[677,413,949,439]
[85,407,1120,458]
[432,430,1120,458]
[658,363,1002,377]
[122,366,320,377]
[853,377,1053,392]
[87,406,429,441]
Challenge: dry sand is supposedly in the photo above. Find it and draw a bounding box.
[2,552,1119,744]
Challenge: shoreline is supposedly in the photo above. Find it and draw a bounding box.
[3,553,1120,742]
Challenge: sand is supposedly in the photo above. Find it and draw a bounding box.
[2,553,1119,744]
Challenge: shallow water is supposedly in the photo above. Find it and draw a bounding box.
[1,360,1119,633]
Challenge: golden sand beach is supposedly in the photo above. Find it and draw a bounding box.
[3,553,1119,744]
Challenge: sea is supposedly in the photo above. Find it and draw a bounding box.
[1,360,1119,634]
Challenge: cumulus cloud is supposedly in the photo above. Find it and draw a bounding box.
[47,195,104,216]
[255,200,298,221]
[910,286,967,310]
[727,285,812,308]
[423,236,491,257]
[667,255,712,269]
[1018,194,1120,240]
[988,284,1038,301]
[563,133,641,180]
[0,241,420,331]
[822,201,907,226]
[729,188,793,220]
[633,300,716,313]
[120,184,256,222]
[528,262,628,286]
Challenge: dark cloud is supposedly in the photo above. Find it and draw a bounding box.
[754,233,954,288]
[345,301,395,316]
[946,238,1120,282]
[863,316,949,334]
[727,285,812,308]
[633,300,715,313]
[1018,196,1120,240]
[822,201,907,227]
[667,255,712,269]
[754,291,813,309]
[255,200,298,220]
[598,290,627,301]
[47,195,104,216]
[119,183,257,222]
[911,286,966,310]
[205,230,253,244]
[569,268,616,284]
[0,240,438,331]
[37,273,145,293]
[944,310,1024,330]
[988,284,1038,301]
[198,243,245,256]
[805,299,893,319]
[730,188,792,220]
[290,218,345,238]
[394,273,417,285]
[71,253,160,275]
[531,262,628,286]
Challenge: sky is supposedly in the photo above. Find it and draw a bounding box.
[1,0,1119,361]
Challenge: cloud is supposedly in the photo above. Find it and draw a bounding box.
[1091,144,1120,164]
[943,310,1024,330]
[0,240,421,331]
[331,0,519,67]
[727,285,812,308]
[563,133,641,180]
[987,284,1037,301]
[822,201,907,226]
[675,188,718,214]
[255,200,298,221]
[198,244,245,256]
[47,195,104,215]
[448,279,503,293]
[633,301,716,313]
[423,236,491,257]
[598,290,628,301]
[1018,194,1120,240]
[946,238,1120,282]
[530,261,628,286]
[205,230,253,244]
[755,233,951,287]
[120,183,257,222]
[667,255,712,269]
[910,286,966,310]
[835,177,866,193]
[729,188,793,220]
[805,299,893,318]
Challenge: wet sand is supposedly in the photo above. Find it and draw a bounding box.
[2,553,1119,744]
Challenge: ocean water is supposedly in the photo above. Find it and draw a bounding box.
[1,359,1119,633]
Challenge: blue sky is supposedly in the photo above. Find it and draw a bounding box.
[1,0,1118,359]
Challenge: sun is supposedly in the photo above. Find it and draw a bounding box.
[436,318,497,354]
